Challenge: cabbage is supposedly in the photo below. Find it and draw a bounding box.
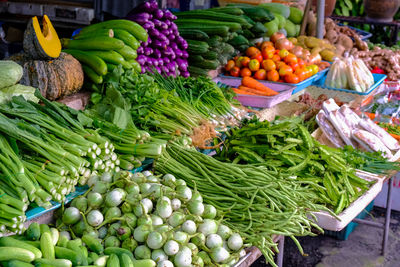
[0,84,39,104]
[0,60,23,89]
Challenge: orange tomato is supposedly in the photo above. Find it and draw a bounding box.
[261,46,275,59]
[248,59,260,71]
[309,64,319,75]
[278,65,293,76]
[284,73,300,84]
[289,62,299,71]
[225,60,235,71]
[246,47,261,58]
[252,53,263,63]
[240,67,252,77]
[254,69,267,80]
[261,59,276,71]
[271,54,281,63]
[278,49,289,58]
[297,58,305,68]
[235,56,244,68]
[294,68,307,81]
[267,70,280,82]
[276,61,287,70]
[230,66,240,77]
[284,53,298,65]
[261,41,274,50]
[240,56,251,67]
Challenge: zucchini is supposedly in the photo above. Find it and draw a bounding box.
[176,24,229,37]
[120,253,133,267]
[176,11,251,28]
[78,19,148,42]
[186,40,209,54]
[190,59,219,70]
[188,66,210,77]
[82,235,103,254]
[0,247,35,262]
[178,29,209,41]
[0,237,42,259]
[241,15,256,26]
[80,66,102,83]
[74,29,114,40]
[26,223,40,241]
[104,247,134,262]
[228,4,275,21]
[203,51,218,60]
[40,232,55,260]
[6,260,34,267]
[62,49,107,76]
[127,60,142,73]
[85,50,130,68]
[113,29,140,50]
[106,254,119,267]
[208,7,244,15]
[34,258,72,267]
[175,19,241,32]
[117,45,137,60]
[54,247,82,266]
[61,37,124,51]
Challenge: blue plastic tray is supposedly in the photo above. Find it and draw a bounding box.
[338,23,372,41]
[313,73,387,95]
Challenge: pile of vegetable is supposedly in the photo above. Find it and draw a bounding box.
[225,36,319,83]
[215,117,378,214]
[62,19,146,85]
[261,3,303,37]
[155,143,326,267]
[127,0,189,77]
[0,170,246,266]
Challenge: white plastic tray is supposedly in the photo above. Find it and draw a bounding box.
[311,170,384,231]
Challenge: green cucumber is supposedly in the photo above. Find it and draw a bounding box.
[228,35,249,47]
[39,224,50,236]
[34,258,72,267]
[203,51,218,60]
[40,232,55,259]
[55,247,82,266]
[206,35,222,47]
[62,49,107,76]
[175,19,241,31]
[24,241,41,249]
[176,11,251,28]
[106,254,119,267]
[189,56,219,69]
[208,7,244,15]
[57,235,69,248]
[82,235,104,254]
[176,24,229,37]
[104,247,134,261]
[50,228,59,245]
[74,29,114,40]
[127,60,141,73]
[6,260,34,267]
[0,247,35,262]
[67,240,88,266]
[186,40,209,54]
[113,29,140,50]
[61,37,124,51]
[79,19,148,42]
[119,254,133,267]
[178,29,209,41]
[117,45,137,60]
[0,236,42,259]
[26,223,40,241]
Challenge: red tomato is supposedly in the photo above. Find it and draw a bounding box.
[284,73,300,84]
[284,53,298,65]
[225,60,235,71]
[246,47,261,58]
[267,70,279,82]
[254,69,267,80]
[230,66,240,77]
[278,65,293,77]
[240,67,252,77]
[252,53,263,63]
[240,57,251,67]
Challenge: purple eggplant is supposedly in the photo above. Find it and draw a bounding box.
[149,28,161,38]
[164,20,171,26]
[144,47,153,56]
[164,10,177,20]
[163,57,170,64]
[176,58,188,71]
[158,58,164,66]
[153,39,165,49]
[154,9,164,19]
[153,49,162,58]
[182,50,189,59]
[181,71,190,78]
[174,49,183,58]
[170,42,178,51]
[170,23,178,32]
[136,55,146,66]
[137,46,144,54]
[142,21,155,30]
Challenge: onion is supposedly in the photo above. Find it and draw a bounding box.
[164,240,179,256]
[270,32,286,43]
[87,175,99,187]
[275,38,292,50]
[147,175,158,182]
[228,233,243,251]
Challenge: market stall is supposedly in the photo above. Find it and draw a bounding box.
[0,0,400,266]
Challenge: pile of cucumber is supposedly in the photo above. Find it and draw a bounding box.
[61,20,148,85]
[174,6,274,76]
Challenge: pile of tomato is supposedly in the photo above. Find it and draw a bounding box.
[225,41,319,84]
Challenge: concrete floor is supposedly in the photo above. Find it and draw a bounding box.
[253,208,400,267]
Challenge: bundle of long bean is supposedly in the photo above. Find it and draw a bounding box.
[217,117,377,214]
[154,143,326,267]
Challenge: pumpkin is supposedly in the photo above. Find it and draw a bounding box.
[23,15,61,60]
[10,52,84,100]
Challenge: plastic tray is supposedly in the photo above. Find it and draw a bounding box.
[214,77,295,108]
[219,73,318,95]
[311,170,384,231]
[313,73,387,96]
[338,23,373,40]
